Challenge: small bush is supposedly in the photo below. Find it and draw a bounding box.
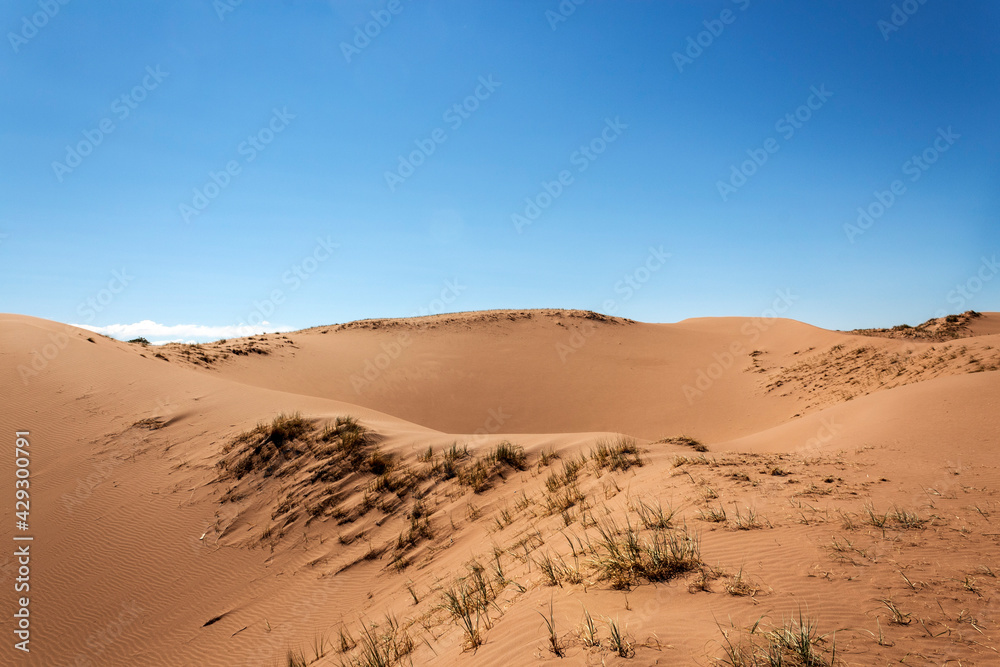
[863,503,926,530]
[730,506,764,530]
[538,447,557,466]
[344,615,414,667]
[606,617,634,658]
[660,435,708,452]
[222,412,311,479]
[591,519,701,589]
[443,442,469,462]
[581,608,600,647]
[538,598,564,657]
[725,567,759,597]
[395,502,433,553]
[545,483,585,514]
[323,415,372,453]
[592,435,642,472]
[673,454,713,467]
[633,498,674,529]
[268,413,311,446]
[488,441,527,470]
[458,442,526,493]
[440,560,506,650]
[367,448,392,476]
[716,612,836,666]
[459,459,493,493]
[698,505,727,523]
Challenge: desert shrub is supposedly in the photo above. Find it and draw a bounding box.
[222,412,311,479]
[458,442,527,493]
[661,435,708,452]
[591,435,642,472]
[440,560,506,649]
[591,519,701,589]
[459,459,493,493]
[488,441,527,470]
[716,612,835,666]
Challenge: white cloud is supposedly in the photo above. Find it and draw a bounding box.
[71,319,294,345]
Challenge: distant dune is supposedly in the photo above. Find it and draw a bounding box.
[2,310,998,665]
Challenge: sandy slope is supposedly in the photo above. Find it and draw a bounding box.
[1,310,998,666]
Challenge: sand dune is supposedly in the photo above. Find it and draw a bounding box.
[147,309,998,440]
[1,310,998,665]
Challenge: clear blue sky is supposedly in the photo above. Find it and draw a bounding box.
[2,0,997,342]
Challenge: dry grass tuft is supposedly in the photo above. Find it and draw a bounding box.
[440,559,508,650]
[715,612,836,666]
[592,435,643,472]
[458,441,527,493]
[863,503,926,530]
[341,615,414,667]
[725,567,759,597]
[659,434,709,452]
[591,519,701,589]
[220,412,311,479]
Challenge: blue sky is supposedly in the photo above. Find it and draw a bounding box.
[2,0,997,342]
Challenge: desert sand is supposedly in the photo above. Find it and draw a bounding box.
[1,309,998,665]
